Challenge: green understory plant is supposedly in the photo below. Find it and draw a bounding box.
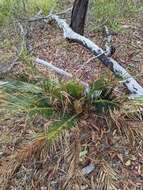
[90,0,142,31]
[0,74,143,189]
[0,0,57,24]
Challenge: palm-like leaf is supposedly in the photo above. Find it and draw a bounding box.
[87,78,119,112]
[0,80,54,118]
[0,115,77,189]
[38,115,77,143]
[0,80,43,94]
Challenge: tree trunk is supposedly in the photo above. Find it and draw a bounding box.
[70,0,89,35]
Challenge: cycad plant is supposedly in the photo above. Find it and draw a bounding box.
[0,75,120,120]
[0,74,143,189]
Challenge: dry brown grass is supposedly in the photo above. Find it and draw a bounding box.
[0,137,46,189]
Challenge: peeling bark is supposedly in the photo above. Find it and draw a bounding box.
[50,15,143,98]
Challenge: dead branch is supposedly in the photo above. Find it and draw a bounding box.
[35,58,90,93]
[104,26,115,56]
[49,15,143,98]
[36,58,73,78]
[29,7,72,23]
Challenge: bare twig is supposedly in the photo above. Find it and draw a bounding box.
[29,7,72,22]
[36,58,73,78]
[17,22,27,55]
[104,26,114,56]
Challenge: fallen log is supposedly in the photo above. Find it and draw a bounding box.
[50,15,143,98]
[13,18,90,94]
[35,58,90,93]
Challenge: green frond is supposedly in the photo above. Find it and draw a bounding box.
[0,80,54,118]
[44,79,65,98]
[87,78,119,113]
[64,80,84,98]
[38,115,77,143]
[0,115,77,189]
[0,80,43,94]
[91,78,107,91]
[93,99,119,113]
[42,79,84,99]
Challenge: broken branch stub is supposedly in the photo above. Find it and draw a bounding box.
[104,26,116,56]
[50,15,143,98]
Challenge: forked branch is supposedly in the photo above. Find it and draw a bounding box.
[50,15,143,98]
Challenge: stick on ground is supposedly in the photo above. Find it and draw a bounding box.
[50,15,143,98]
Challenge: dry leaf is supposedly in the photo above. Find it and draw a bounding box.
[74,100,83,114]
[125,160,131,166]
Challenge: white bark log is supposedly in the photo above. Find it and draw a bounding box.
[36,58,73,78]
[50,15,143,98]
[35,58,90,93]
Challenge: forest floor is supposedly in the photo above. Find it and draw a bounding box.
[0,10,143,190]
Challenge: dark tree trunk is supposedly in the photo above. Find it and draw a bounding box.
[70,0,89,35]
